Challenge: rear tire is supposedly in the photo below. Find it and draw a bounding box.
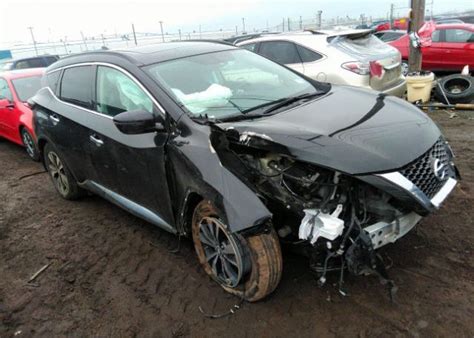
[21,128,40,161]
[43,143,84,200]
[192,200,282,302]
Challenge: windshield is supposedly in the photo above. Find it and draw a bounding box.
[144,49,322,119]
[11,76,42,101]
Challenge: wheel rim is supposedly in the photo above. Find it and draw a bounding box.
[22,131,35,158]
[198,216,244,287]
[47,151,70,196]
[445,78,471,95]
[401,62,409,76]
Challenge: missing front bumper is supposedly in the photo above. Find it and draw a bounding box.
[365,177,457,249]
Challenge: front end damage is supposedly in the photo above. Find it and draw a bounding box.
[209,124,458,295]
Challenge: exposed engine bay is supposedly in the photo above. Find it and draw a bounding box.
[211,127,423,296]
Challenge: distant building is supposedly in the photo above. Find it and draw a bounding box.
[0,50,12,60]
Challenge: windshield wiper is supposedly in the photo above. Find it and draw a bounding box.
[259,92,323,115]
[220,92,324,122]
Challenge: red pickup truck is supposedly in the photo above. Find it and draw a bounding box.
[388,23,474,72]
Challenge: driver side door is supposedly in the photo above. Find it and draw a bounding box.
[90,65,175,226]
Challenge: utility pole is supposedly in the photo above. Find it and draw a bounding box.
[132,24,137,45]
[408,0,426,72]
[159,21,165,42]
[282,18,285,32]
[242,17,246,34]
[27,27,38,56]
[101,33,106,47]
[235,25,238,35]
[287,17,291,31]
[299,16,303,30]
[317,10,323,29]
[61,36,68,54]
[389,3,395,28]
[178,29,182,40]
[80,31,88,51]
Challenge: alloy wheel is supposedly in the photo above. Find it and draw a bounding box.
[22,131,36,158]
[198,216,244,287]
[47,151,70,196]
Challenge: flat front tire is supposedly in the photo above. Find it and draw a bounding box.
[192,200,283,302]
[43,143,83,200]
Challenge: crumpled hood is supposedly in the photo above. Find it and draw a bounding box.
[218,86,441,175]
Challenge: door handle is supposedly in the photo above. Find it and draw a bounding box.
[49,114,60,123]
[89,134,104,146]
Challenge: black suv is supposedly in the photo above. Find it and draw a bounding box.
[1,55,59,71]
[32,42,458,301]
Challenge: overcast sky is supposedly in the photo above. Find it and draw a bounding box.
[1,0,472,46]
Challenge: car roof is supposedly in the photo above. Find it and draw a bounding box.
[0,68,45,80]
[236,29,374,44]
[435,23,474,30]
[48,41,236,70]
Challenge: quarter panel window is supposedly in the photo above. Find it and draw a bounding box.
[259,41,302,65]
[431,30,441,42]
[0,79,13,101]
[60,66,94,109]
[296,45,323,62]
[96,66,153,117]
[241,43,257,52]
[46,71,61,93]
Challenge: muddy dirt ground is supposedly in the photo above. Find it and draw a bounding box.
[0,110,473,337]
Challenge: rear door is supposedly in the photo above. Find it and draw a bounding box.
[53,65,96,182]
[258,41,305,74]
[441,28,474,70]
[90,65,174,224]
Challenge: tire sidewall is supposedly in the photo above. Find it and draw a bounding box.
[21,128,40,161]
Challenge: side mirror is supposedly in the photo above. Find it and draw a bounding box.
[113,110,165,135]
[0,98,14,109]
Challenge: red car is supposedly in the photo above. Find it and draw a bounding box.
[389,23,474,72]
[0,68,44,160]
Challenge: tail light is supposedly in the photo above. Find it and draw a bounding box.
[369,61,383,77]
[341,62,370,75]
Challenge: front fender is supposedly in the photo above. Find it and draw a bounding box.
[167,122,271,234]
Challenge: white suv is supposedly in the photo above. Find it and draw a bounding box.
[237,30,406,97]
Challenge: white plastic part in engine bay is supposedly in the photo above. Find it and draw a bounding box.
[298,204,344,244]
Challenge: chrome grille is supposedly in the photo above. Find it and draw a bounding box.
[400,138,451,199]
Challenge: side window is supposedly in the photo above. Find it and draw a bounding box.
[60,66,94,109]
[431,30,441,43]
[46,71,61,94]
[96,66,153,117]
[15,58,44,69]
[296,45,323,62]
[241,43,257,52]
[445,29,472,43]
[259,41,302,65]
[0,79,13,101]
[43,56,59,67]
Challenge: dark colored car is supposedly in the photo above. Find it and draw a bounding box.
[0,68,44,160]
[31,42,458,301]
[0,55,59,71]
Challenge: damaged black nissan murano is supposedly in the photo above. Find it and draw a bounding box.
[31,42,459,301]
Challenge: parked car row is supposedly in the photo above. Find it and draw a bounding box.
[0,68,44,160]
[236,29,407,97]
[3,40,454,302]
